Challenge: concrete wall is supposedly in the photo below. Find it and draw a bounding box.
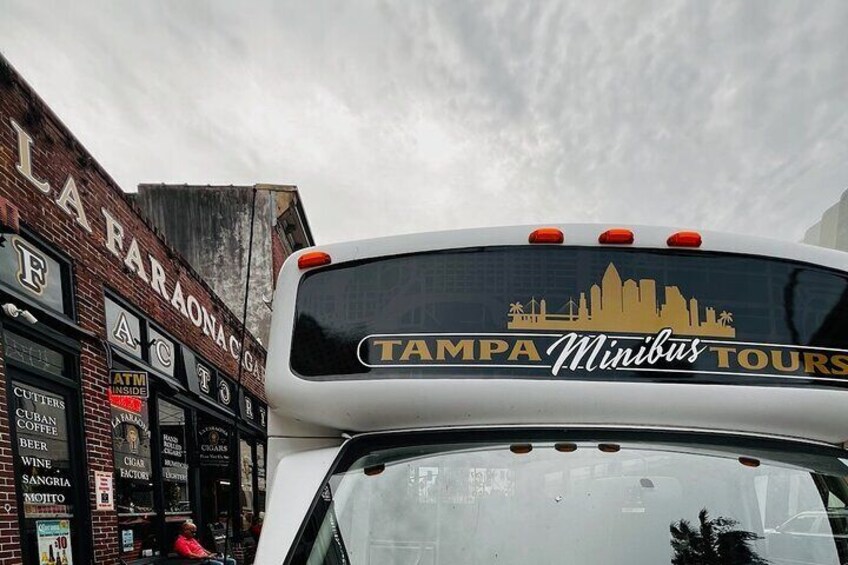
[819,202,840,249]
[134,185,274,344]
[803,221,822,246]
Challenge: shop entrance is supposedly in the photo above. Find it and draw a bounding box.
[197,415,234,552]
[8,366,90,565]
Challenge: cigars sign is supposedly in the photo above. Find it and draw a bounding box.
[7,119,262,378]
[359,263,848,386]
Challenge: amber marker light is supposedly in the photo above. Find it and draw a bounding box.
[554,443,578,452]
[364,463,385,476]
[738,457,761,468]
[667,231,702,248]
[528,227,564,244]
[298,251,332,270]
[598,228,634,245]
[598,443,621,453]
[510,444,533,454]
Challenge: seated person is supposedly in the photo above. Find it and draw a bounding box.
[174,521,235,565]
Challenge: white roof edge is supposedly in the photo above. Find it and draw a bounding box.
[294,224,848,273]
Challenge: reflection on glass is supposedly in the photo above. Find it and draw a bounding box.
[240,439,254,533]
[257,443,266,517]
[296,438,848,565]
[670,509,767,564]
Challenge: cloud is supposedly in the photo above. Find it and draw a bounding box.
[2,0,847,243]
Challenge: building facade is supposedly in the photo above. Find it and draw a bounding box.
[802,188,848,251]
[133,184,314,345]
[1,56,269,564]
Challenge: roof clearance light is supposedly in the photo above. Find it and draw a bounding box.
[598,228,634,245]
[667,231,702,248]
[364,464,385,476]
[510,444,533,454]
[298,251,332,270]
[554,443,578,452]
[598,443,621,453]
[738,457,761,468]
[528,227,564,244]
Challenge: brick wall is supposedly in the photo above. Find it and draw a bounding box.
[0,56,266,564]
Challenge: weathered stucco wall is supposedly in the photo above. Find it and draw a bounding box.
[134,184,274,344]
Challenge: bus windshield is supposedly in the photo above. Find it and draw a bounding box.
[293,434,848,565]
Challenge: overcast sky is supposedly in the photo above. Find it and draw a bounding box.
[2,1,847,244]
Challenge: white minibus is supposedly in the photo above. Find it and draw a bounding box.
[256,224,848,565]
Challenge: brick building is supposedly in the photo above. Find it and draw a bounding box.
[0,56,277,563]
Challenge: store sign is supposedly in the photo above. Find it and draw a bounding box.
[217,375,233,408]
[105,297,141,358]
[0,232,66,314]
[111,400,152,481]
[198,425,230,467]
[197,362,213,394]
[9,118,264,380]
[36,519,73,565]
[239,391,267,430]
[95,470,114,511]
[13,382,74,517]
[240,391,255,422]
[110,370,149,398]
[148,327,175,377]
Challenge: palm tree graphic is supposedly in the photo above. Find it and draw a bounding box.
[508,302,524,316]
[718,311,734,327]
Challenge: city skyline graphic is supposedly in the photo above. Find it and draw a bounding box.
[507,263,736,338]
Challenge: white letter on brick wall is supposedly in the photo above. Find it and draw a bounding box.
[55,175,92,232]
[124,237,149,282]
[11,119,51,194]
[148,255,169,299]
[101,208,125,257]
[171,281,189,317]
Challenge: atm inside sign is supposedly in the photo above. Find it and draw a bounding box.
[110,370,149,398]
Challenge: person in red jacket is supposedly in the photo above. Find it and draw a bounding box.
[174,521,235,565]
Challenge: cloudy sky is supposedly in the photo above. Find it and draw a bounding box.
[2,1,847,243]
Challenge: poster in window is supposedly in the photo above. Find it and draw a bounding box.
[198,424,230,467]
[36,519,73,565]
[111,399,152,483]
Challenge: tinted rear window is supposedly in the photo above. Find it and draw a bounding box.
[291,247,848,386]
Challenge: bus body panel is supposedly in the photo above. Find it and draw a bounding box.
[254,445,341,565]
[266,224,848,445]
[260,225,848,564]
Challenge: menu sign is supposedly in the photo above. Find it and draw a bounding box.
[198,424,230,467]
[13,382,74,517]
[111,400,152,482]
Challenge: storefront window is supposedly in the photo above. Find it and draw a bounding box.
[159,399,192,551]
[257,442,266,513]
[12,380,81,565]
[198,415,232,550]
[239,439,254,534]
[111,390,156,559]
